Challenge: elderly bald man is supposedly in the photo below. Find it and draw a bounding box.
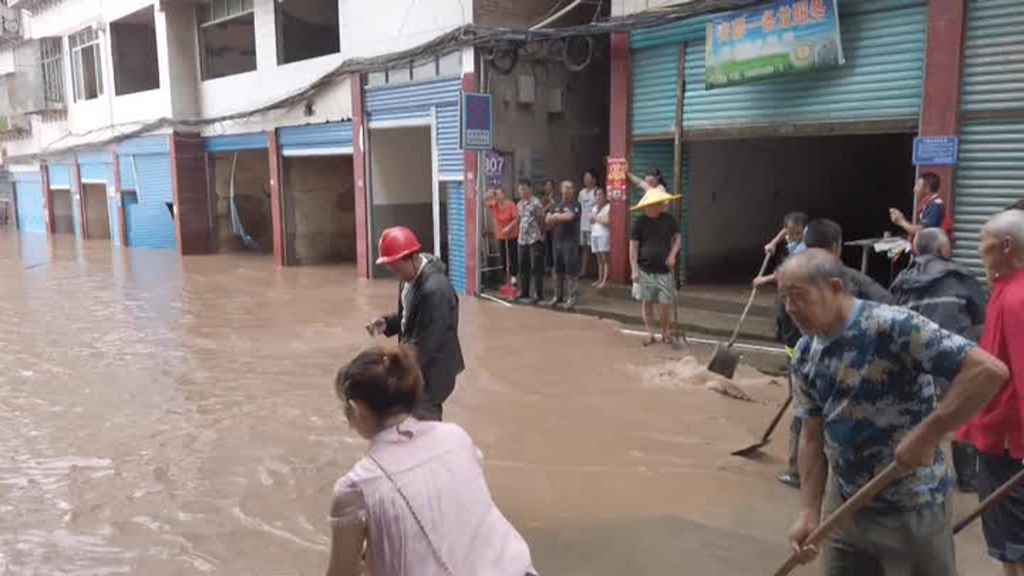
[958,208,1024,576]
[892,228,989,492]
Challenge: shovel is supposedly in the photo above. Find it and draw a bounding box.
[732,394,792,458]
[668,271,688,351]
[499,240,518,300]
[772,462,902,576]
[707,251,775,379]
[953,466,1024,535]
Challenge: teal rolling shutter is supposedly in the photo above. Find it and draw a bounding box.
[631,45,680,137]
[960,0,1024,114]
[683,0,926,131]
[446,182,467,294]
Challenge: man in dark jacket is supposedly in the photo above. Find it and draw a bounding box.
[776,218,893,489]
[368,226,465,421]
[892,227,988,491]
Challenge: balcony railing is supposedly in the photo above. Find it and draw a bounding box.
[0,37,66,118]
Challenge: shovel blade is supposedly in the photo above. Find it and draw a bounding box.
[707,343,741,379]
[731,441,768,458]
[499,284,518,299]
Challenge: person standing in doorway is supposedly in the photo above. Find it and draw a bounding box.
[889,171,951,240]
[578,169,601,280]
[628,170,682,346]
[484,188,519,291]
[957,209,1024,576]
[590,188,611,289]
[366,227,464,422]
[545,180,582,309]
[511,179,546,304]
[780,249,1008,576]
[892,228,988,492]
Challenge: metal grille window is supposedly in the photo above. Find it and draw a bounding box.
[69,27,103,101]
[198,0,257,80]
[198,0,254,25]
[39,37,65,106]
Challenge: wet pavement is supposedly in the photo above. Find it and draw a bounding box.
[0,231,993,575]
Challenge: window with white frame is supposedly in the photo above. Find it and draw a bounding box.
[69,28,103,102]
[198,0,257,80]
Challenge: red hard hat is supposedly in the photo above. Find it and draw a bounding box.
[376,226,422,265]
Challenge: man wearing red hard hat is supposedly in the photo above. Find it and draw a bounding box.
[366,226,464,421]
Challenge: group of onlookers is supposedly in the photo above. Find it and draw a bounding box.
[484,170,611,309]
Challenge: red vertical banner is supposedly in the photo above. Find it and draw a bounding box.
[351,75,370,279]
[606,158,628,202]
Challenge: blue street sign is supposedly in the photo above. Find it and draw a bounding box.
[460,92,493,151]
[913,136,959,166]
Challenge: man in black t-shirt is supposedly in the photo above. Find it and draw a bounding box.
[545,180,582,309]
[629,181,682,346]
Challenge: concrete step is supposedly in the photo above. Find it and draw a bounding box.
[583,283,777,318]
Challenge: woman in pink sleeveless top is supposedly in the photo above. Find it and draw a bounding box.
[325,345,537,576]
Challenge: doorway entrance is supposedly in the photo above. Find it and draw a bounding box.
[368,125,434,276]
[51,188,74,235]
[82,183,111,239]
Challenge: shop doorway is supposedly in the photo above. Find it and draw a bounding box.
[210,151,273,254]
[684,133,915,285]
[82,183,111,239]
[282,154,356,266]
[51,188,75,235]
[368,125,434,277]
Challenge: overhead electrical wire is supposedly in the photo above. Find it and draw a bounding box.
[11,0,762,163]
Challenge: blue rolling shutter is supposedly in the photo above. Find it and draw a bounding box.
[122,154,176,249]
[80,162,112,183]
[960,0,1024,114]
[278,123,353,156]
[446,182,467,294]
[206,132,269,153]
[953,121,1024,277]
[117,136,175,249]
[47,164,73,189]
[365,78,463,174]
[13,172,45,233]
[436,105,463,176]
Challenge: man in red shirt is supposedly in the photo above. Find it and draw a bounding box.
[958,208,1024,575]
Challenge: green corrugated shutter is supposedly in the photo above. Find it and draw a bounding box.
[952,121,1024,277]
[960,0,1024,114]
[629,0,927,137]
[952,0,1024,277]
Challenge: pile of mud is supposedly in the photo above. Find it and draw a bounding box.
[636,354,783,404]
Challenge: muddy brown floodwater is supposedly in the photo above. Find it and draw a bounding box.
[0,231,994,575]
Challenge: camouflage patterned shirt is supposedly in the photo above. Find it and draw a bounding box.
[792,300,973,511]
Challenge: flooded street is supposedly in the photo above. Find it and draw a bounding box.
[0,231,993,576]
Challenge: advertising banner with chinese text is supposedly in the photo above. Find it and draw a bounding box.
[705,0,844,90]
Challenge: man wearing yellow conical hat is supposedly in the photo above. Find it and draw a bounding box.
[628,168,682,346]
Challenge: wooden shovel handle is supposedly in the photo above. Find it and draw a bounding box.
[728,252,776,346]
[954,466,1024,535]
[772,463,902,576]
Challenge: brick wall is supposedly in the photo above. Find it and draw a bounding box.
[211,151,272,253]
[284,155,356,265]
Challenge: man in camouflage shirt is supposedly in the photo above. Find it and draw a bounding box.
[780,249,1008,576]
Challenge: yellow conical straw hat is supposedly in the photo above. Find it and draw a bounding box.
[630,185,681,211]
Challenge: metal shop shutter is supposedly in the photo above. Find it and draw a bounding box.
[365,78,464,175]
[13,172,45,233]
[121,154,176,249]
[206,132,270,153]
[674,0,927,133]
[960,0,1024,113]
[278,123,353,156]
[47,164,73,189]
[78,152,114,185]
[446,182,467,295]
[953,120,1024,277]
[631,44,682,137]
